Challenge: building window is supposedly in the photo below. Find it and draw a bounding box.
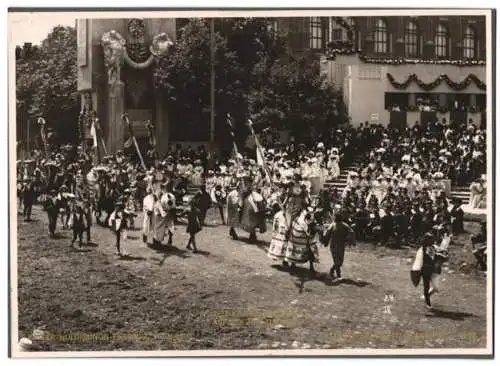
[346,17,356,45]
[404,21,419,57]
[327,17,344,43]
[309,17,323,49]
[463,26,476,59]
[267,19,279,39]
[373,19,388,53]
[434,24,449,58]
[347,17,356,30]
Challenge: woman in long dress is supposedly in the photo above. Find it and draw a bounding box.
[267,203,289,263]
[469,178,485,209]
[226,185,241,240]
[284,208,320,273]
[327,153,341,180]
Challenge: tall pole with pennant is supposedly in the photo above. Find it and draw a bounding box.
[122,113,146,171]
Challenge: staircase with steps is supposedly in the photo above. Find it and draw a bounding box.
[324,163,471,205]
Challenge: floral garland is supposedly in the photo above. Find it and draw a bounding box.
[387,73,486,91]
[325,48,486,67]
[124,50,154,69]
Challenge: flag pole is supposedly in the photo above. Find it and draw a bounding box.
[247,119,272,185]
[122,113,146,171]
[93,115,107,156]
[226,114,240,161]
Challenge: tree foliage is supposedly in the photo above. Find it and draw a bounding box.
[153,18,286,154]
[16,26,80,146]
[154,18,343,151]
[248,54,344,143]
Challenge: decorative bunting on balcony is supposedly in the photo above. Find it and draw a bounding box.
[386,73,486,91]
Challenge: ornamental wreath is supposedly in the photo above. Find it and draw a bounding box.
[387,73,486,91]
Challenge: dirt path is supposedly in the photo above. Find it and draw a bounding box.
[16,206,487,351]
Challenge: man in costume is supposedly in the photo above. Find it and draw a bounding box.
[323,212,355,280]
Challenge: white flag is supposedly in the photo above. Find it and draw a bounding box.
[90,122,98,148]
[256,146,265,166]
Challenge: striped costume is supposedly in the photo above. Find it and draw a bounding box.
[284,210,319,264]
[267,211,289,261]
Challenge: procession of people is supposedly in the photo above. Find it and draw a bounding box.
[16,113,487,309]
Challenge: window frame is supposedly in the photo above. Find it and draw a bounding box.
[463,25,476,59]
[373,18,388,54]
[309,17,323,50]
[434,24,449,58]
[404,21,419,57]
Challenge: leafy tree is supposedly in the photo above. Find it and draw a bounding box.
[248,53,344,144]
[16,26,80,147]
[154,18,286,155]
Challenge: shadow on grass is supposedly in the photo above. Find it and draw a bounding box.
[272,264,371,293]
[52,233,67,239]
[119,254,147,261]
[191,249,211,256]
[425,308,476,321]
[71,247,92,253]
[125,235,140,240]
[81,241,99,248]
[148,243,191,265]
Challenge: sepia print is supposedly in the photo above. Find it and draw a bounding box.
[8,8,493,357]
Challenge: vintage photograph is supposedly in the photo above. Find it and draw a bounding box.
[9,9,493,357]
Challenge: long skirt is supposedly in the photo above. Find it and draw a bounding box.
[226,199,240,228]
[284,221,319,264]
[153,213,174,242]
[330,163,340,180]
[142,212,153,236]
[267,225,288,261]
[470,193,483,209]
[240,199,267,234]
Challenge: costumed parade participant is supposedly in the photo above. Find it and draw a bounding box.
[233,174,267,243]
[226,185,241,240]
[68,201,89,248]
[210,183,227,225]
[186,194,203,253]
[410,232,447,309]
[267,202,289,264]
[108,200,128,256]
[323,212,355,280]
[283,205,320,273]
[142,188,156,244]
[153,183,176,246]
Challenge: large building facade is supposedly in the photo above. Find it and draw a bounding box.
[77,16,488,155]
[274,16,487,127]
